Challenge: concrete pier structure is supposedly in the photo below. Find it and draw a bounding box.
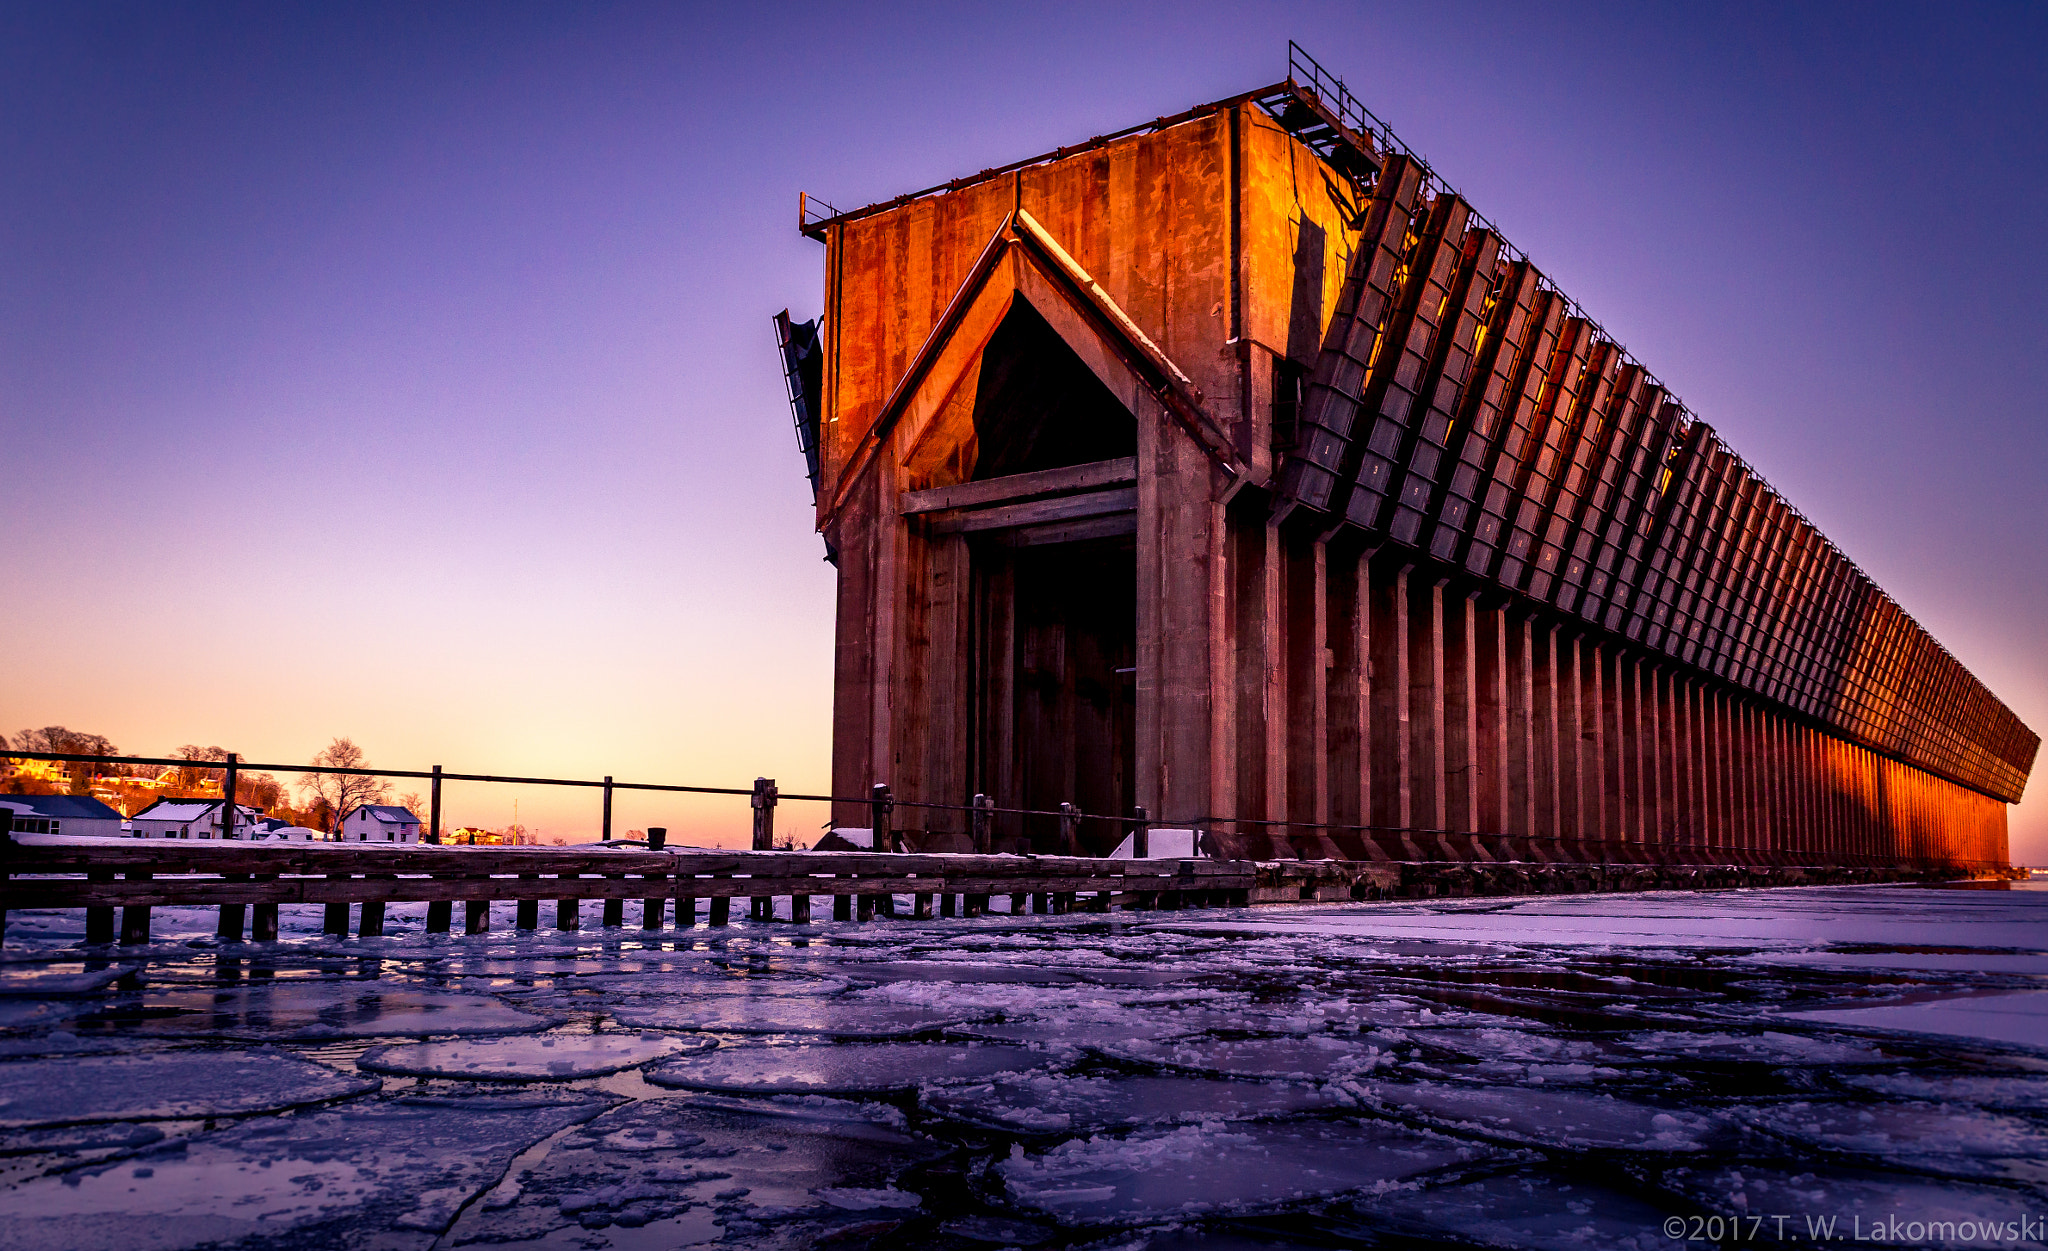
[785,54,2036,871]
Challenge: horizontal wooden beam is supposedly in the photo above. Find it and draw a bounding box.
[898,457,1136,516]
[929,487,1138,536]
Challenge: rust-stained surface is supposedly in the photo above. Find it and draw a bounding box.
[792,68,2036,871]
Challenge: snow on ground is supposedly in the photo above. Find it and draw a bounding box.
[0,882,2041,1247]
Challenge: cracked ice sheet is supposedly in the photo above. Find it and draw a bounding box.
[1664,1162,2048,1246]
[1000,1119,1488,1223]
[1097,1034,1386,1081]
[1739,1099,2048,1184]
[922,1072,1351,1133]
[0,1088,617,1251]
[1139,886,2048,952]
[0,1049,379,1127]
[1357,1080,1734,1152]
[1354,1167,1680,1250]
[645,1040,1046,1095]
[359,1032,714,1081]
[90,983,560,1041]
[448,1094,947,1245]
[609,996,986,1038]
[1784,989,2048,1051]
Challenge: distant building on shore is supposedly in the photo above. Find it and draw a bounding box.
[0,794,125,838]
[342,805,423,844]
[129,797,265,839]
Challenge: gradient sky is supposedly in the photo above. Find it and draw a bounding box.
[4,2,2044,856]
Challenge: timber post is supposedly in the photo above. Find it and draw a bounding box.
[601,776,613,842]
[1059,801,1080,857]
[120,871,152,944]
[222,753,238,841]
[972,793,993,853]
[751,777,778,850]
[216,872,247,941]
[870,783,894,852]
[1130,805,1149,859]
[428,765,442,844]
[85,869,115,944]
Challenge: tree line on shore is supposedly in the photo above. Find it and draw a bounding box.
[0,726,531,842]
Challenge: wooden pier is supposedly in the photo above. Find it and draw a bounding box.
[0,842,1253,945]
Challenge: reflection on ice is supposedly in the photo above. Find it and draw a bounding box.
[105,983,558,1041]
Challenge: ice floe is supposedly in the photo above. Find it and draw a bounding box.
[0,1048,379,1127]
[645,1040,1045,1095]
[1359,1080,1732,1151]
[922,1071,1349,1133]
[999,1119,1485,1222]
[1785,989,2048,1050]
[611,996,986,1038]
[445,1093,946,1244]
[0,1088,616,1250]
[1097,1034,1385,1081]
[358,1031,714,1080]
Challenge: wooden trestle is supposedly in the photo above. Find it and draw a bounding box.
[0,843,1253,946]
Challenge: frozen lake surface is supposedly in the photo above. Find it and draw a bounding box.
[0,882,2042,1249]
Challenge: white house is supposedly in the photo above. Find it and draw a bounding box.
[341,804,422,844]
[129,798,265,840]
[0,794,126,839]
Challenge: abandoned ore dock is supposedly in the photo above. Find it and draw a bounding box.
[3,47,2035,950]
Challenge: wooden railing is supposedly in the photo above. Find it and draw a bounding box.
[0,842,1255,946]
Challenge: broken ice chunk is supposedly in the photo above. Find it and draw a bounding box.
[612,997,987,1039]
[1097,1035,1384,1081]
[921,1071,1348,1133]
[999,1119,1485,1222]
[0,1088,616,1250]
[645,1041,1045,1095]
[358,1031,714,1081]
[0,1049,378,1128]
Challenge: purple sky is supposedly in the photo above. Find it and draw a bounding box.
[4,2,2043,857]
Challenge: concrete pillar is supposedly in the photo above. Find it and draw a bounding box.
[1368,561,1417,856]
[1504,614,1537,856]
[1473,601,1510,849]
[1407,575,1448,851]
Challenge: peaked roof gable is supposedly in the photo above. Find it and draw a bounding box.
[824,209,1244,522]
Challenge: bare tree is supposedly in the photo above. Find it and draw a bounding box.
[11,726,118,793]
[295,739,390,840]
[169,744,230,794]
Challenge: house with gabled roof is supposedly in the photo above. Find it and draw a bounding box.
[130,797,264,840]
[341,804,422,844]
[0,794,125,839]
